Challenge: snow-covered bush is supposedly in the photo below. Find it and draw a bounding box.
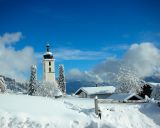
[28,65,37,95]
[35,81,62,98]
[0,77,6,92]
[151,85,160,100]
[115,66,144,93]
[58,64,66,95]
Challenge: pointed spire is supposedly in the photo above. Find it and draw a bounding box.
[46,43,50,52]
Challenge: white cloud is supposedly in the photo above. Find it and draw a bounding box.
[102,44,129,51]
[67,42,160,83]
[0,32,22,45]
[36,44,129,61]
[67,68,103,83]
[0,32,36,82]
[54,48,108,60]
[36,48,110,60]
[67,68,84,80]
[123,43,160,77]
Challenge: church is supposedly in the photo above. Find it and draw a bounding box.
[43,44,56,82]
[42,44,66,95]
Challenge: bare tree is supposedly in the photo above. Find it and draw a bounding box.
[115,65,144,93]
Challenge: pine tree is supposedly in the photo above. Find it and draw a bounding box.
[0,77,6,93]
[58,64,66,95]
[28,65,37,95]
[35,81,62,98]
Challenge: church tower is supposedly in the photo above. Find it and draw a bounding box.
[43,44,55,82]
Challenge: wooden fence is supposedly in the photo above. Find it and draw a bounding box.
[98,99,147,104]
[94,97,148,114]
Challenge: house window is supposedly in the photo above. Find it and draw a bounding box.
[49,61,51,66]
[49,67,51,72]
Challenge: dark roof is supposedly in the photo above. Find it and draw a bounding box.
[43,52,53,59]
[43,44,54,59]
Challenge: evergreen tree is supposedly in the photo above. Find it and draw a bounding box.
[28,65,37,95]
[35,81,62,98]
[0,77,6,93]
[58,64,66,95]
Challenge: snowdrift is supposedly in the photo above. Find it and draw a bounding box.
[0,94,160,128]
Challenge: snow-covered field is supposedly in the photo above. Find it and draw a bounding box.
[0,93,160,128]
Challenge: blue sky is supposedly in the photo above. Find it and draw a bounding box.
[0,0,160,80]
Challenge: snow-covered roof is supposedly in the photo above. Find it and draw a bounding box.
[107,93,143,101]
[43,52,53,55]
[147,82,160,87]
[75,86,116,95]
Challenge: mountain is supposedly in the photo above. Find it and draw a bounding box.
[66,76,160,94]
[66,80,93,94]
[66,80,110,94]
[0,75,27,93]
[144,76,160,83]
[1,74,160,94]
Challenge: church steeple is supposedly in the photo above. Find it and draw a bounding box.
[43,43,55,82]
[43,44,53,59]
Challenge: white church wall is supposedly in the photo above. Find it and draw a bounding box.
[43,59,55,82]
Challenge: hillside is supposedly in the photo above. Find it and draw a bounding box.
[66,80,111,94]
[0,75,110,94]
[1,74,160,95]
[0,75,27,93]
[0,94,160,128]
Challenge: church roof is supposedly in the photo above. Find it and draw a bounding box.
[43,44,54,59]
[43,53,53,59]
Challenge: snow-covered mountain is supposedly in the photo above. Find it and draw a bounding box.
[0,75,27,93]
[145,76,160,83]
[66,75,160,94]
[66,80,111,94]
[1,74,160,94]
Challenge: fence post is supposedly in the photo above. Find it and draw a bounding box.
[94,96,98,115]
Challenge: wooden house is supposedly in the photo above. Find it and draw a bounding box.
[75,86,116,99]
[107,93,143,102]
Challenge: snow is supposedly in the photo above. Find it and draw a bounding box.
[107,93,143,101]
[148,82,160,87]
[35,81,62,98]
[0,77,6,92]
[151,85,160,100]
[0,93,160,128]
[58,64,66,94]
[75,86,116,95]
[43,52,53,55]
